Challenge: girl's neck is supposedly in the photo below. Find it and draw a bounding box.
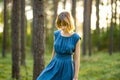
[61,30,74,36]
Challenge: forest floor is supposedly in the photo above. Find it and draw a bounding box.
[0,52,120,80]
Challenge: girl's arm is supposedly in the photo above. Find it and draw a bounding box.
[51,47,55,60]
[73,40,80,80]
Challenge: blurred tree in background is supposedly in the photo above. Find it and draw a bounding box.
[11,0,21,79]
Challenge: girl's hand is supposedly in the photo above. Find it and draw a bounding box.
[73,78,78,80]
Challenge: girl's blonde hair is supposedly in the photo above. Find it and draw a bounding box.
[55,11,75,32]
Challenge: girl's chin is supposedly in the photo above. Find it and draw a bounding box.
[62,30,69,33]
[61,29,66,31]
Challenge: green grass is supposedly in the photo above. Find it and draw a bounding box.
[79,52,120,80]
[0,52,120,80]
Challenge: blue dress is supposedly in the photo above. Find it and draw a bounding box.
[37,30,80,80]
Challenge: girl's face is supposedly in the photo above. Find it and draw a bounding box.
[60,23,68,32]
[61,26,67,31]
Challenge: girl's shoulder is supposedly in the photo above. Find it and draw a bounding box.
[54,30,61,36]
[72,32,81,44]
[73,32,81,40]
[54,30,60,34]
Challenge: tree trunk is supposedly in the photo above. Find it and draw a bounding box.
[119,14,120,52]
[96,0,100,51]
[87,0,92,56]
[83,0,92,56]
[52,0,59,30]
[83,0,87,56]
[109,0,114,55]
[33,0,45,80]
[31,0,34,55]
[11,0,21,79]
[71,0,76,30]
[20,0,26,66]
[114,0,117,26]
[2,0,8,57]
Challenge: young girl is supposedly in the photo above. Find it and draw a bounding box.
[37,11,81,80]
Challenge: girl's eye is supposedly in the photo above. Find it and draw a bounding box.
[62,23,68,26]
[60,21,68,26]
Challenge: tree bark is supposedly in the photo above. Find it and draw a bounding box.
[2,0,8,57]
[87,0,92,56]
[33,0,45,80]
[114,0,117,26]
[52,0,59,30]
[109,0,114,55]
[96,0,100,51]
[71,0,76,30]
[11,0,21,79]
[83,0,92,56]
[20,0,26,66]
[118,0,120,52]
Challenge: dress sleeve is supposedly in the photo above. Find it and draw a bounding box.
[73,33,81,52]
[74,33,81,45]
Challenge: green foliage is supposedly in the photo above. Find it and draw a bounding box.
[26,21,32,47]
[0,33,2,48]
[0,10,3,23]
[0,9,12,52]
[0,53,33,80]
[45,29,54,54]
[0,0,2,3]
[92,26,120,52]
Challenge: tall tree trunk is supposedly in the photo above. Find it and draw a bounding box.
[51,0,59,48]
[83,0,87,56]
[20,0,26,66]
[109,0,114,55]
[96,0,100,51]
[83,0,92,56]
[106,0,109,30]
[31,0,34,55]
[33,0,45,80]
[52,0,59,30]
[114,0,117,26]
[11,0,21,79]
[2,0,8,57]
[87,0,92,56]
[44,0,48,52]
[119,14,120,52]
[71,0,76,30]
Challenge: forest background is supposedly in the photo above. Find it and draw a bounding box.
[0,0,120,80]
